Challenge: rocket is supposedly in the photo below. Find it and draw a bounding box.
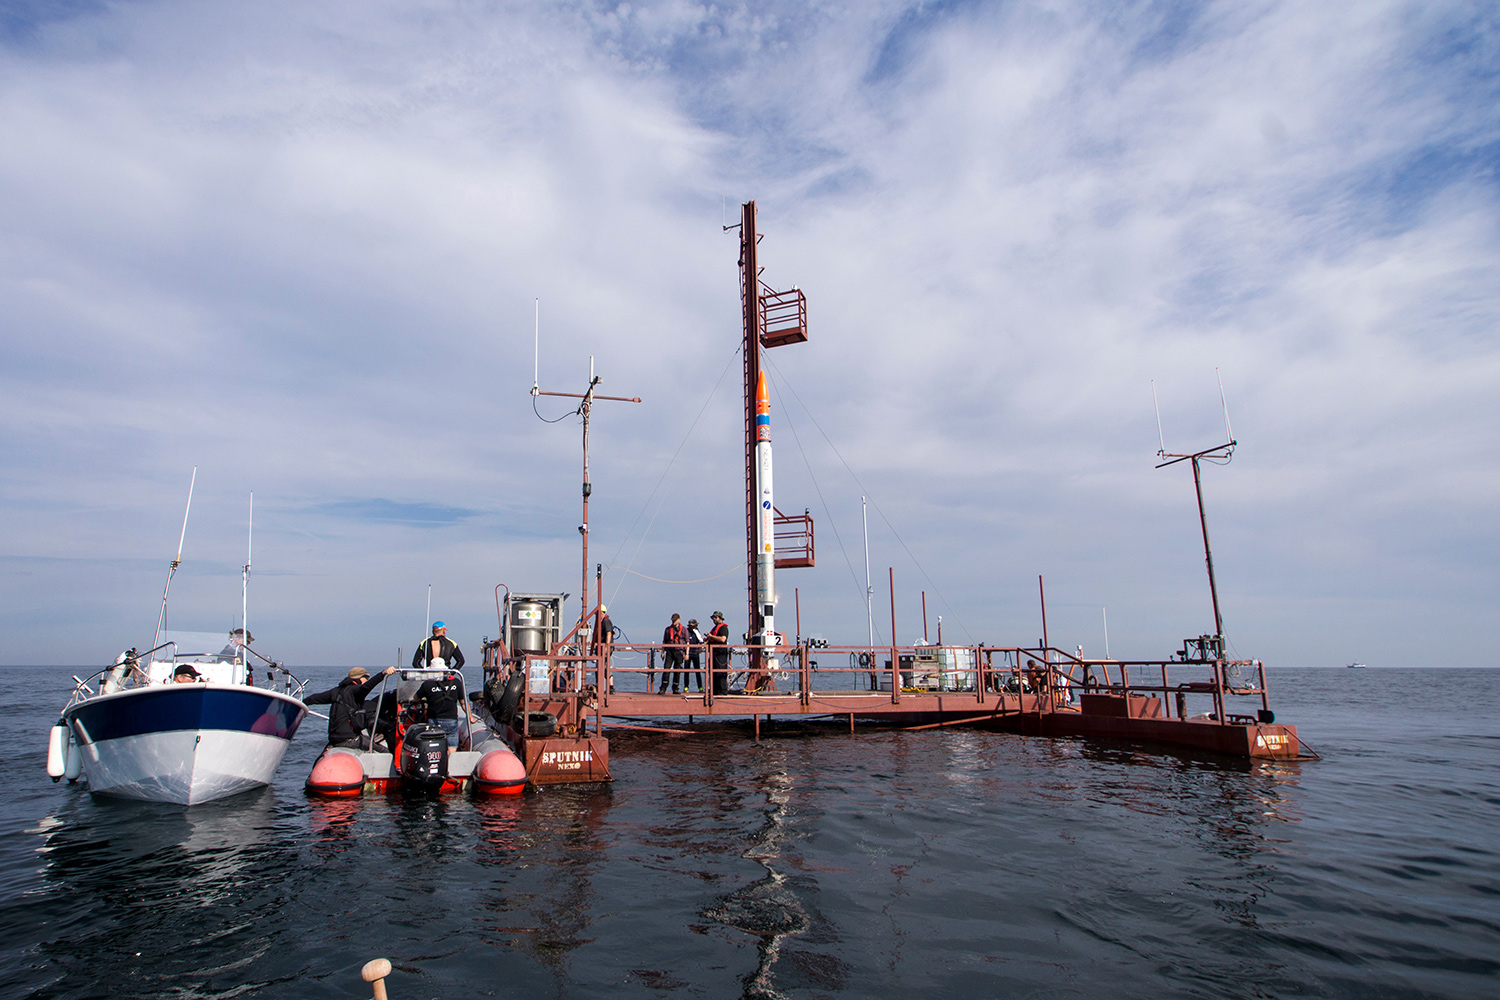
[754,371,777,644]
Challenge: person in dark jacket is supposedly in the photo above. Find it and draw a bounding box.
[707,612,731,695]
[304,666,396,747]
[661,614,687,695]
[412,621,464,669]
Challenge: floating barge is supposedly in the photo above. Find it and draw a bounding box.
[479,201,1309,784]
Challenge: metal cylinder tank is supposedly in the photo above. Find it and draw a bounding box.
[511,602,551,654]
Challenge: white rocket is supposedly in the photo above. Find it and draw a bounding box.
[755,371,777,649]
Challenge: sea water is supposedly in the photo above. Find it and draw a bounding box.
[0,666,1495,999]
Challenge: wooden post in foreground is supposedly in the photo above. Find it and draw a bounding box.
[362,958,392,1000]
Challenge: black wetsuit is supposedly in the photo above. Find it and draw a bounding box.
[304,673,386,746]
[412,635,465,669]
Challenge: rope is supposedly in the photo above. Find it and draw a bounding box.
[606,562,746,585]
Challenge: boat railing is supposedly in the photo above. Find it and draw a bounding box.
[235,642,307,698]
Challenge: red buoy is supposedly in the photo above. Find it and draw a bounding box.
[306,750,365,796]
[473,748,526,795]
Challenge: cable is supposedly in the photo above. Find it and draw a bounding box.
[766,372,886,644]
[763,354,974,644]
[606,562,746,585]
[605,343,743,607]
[532,393,577,424]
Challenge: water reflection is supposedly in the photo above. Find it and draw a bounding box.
[703,749,813,1000]
[25,788,300,999]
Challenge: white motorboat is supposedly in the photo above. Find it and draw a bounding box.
[46,473,308,805]
[51,631,309,804]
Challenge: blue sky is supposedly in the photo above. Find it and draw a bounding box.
[1,1,1496,667]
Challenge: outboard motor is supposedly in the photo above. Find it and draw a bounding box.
[399,723,449,788]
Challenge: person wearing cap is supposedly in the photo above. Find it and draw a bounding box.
[173,664,202,684]
[304,666,397,748]
[706,612,731,695]
[660,613,687,695]
[684,618,705,693]
[412,621,464,670]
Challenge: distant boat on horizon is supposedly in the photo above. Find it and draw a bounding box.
[1346,662,1367,669]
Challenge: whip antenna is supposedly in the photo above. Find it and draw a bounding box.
[532,298,540,395]
[1151,381,1167,457]
[1217,368,1235,445]
[153,466,197,651]
[241,492,252,659]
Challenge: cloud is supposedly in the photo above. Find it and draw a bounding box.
[0,1,1496,667]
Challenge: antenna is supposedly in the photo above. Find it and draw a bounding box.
[1151,380,1167,457]
[533,357,641,634]
[1217,368,1234,443]
[532,298,540,394]
[1154,377,1238,646]
[153,467,197,651]
[241,492,253,660]
[425,584,432,636]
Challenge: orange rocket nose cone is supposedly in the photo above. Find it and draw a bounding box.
[756,371,769,414]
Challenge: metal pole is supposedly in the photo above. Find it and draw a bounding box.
[580,357,598,635]
[741,201,762,661]
[1191,456,1225,639]
[1038,575,1049,651]
[889,567,898,703]
[862,496,874,648]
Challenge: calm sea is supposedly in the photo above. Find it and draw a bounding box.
[0,666,1495,1000]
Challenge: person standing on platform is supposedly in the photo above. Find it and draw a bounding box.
[595,606,616,693]
[707,611,731,695]
[661,613,687,694]
[412,621,464,670]
[685,618,705,693]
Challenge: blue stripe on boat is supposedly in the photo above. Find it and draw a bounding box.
[66,687,306,744]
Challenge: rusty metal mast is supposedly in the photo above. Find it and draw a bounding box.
[731,201,809,649]
[739,202,764,641]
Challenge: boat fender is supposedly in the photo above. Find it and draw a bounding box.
[306,750,365,795]
[524,711,557,738]
[474,748,526,795]
[65,739,83,781]
[47,720,68,780]
[494,670,526,725]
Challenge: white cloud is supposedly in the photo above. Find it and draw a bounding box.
[0,0,1495,667]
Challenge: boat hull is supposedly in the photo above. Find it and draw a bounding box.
[63,685,307,805]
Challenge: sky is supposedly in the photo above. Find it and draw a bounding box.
[1,0,1496,669]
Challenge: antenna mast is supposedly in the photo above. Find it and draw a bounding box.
[1154,380,1237,649]
[240,492,252,660]
[153,466,197,651]
[533,354,641,635]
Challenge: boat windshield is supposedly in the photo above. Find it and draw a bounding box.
[157,630,242,663]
